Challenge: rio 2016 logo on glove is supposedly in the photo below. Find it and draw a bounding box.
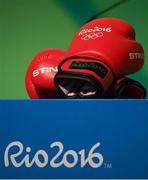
[78,26,112,40]
[4,141,104,169]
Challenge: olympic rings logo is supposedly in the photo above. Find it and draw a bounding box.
[81,32,103,40]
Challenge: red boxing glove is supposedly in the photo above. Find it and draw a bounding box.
[25,48,66,98]
[104,77,146,99]
[55,18,144,98]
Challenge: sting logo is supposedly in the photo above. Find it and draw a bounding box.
[32,66,58,77]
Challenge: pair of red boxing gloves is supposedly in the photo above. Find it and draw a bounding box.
[25,18,146,99]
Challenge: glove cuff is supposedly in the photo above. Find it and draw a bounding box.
[55,56,114,98]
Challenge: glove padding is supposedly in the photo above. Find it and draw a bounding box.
[25,48,66,98]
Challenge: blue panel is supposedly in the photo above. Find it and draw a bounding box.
[0,100,148,179]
